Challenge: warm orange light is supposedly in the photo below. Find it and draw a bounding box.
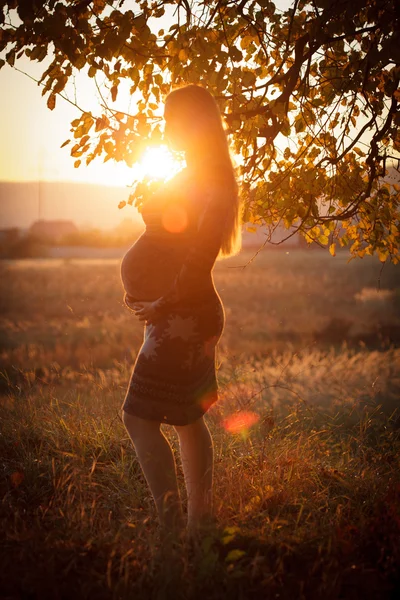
[204,335,219,358]
[134,145,183,181]
[222,411,260,435]
[162,204,188,233]
[200,391,218,412]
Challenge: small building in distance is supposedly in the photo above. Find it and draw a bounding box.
[29,219,79,242]
[0,227,21,244]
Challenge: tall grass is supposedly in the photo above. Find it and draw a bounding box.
[0,250,399,598]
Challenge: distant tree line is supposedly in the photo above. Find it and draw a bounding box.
[0,221,145,258]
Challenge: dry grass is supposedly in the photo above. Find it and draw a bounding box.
[0,250,399,599]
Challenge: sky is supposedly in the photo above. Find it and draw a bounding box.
[0,1,293,189]
[0,58,144,188]
[0,2,177,227]
[0,0,184,188]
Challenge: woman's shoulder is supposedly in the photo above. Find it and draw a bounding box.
[163,164,236,207]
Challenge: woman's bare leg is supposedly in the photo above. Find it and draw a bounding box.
[174,416,214,534]
[122,411,184,535]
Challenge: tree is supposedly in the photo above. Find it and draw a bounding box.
[1,0,399,262]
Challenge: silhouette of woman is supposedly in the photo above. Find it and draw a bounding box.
[120,84,242,544]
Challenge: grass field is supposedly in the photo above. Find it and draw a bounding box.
[1,249,399,599]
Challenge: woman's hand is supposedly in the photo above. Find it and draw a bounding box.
[129,300,160,325]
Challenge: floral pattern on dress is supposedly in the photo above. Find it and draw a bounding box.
[141,329,163,360]
[164,314,198,341]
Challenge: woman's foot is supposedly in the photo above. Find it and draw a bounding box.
[186,513,219,548]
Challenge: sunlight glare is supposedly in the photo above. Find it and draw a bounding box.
[135,145,183,182]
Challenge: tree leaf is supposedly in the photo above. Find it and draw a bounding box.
[47,93,56,110]
[225,549,246,562]
[6,0,399,262]
[111,85,118,102]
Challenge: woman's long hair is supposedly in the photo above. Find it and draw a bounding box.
[164,84,242,259]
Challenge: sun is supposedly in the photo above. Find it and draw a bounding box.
[133,145,184,182]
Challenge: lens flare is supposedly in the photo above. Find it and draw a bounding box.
[222,411,260,435]
[162,204,188,233]
[200,391,218,412]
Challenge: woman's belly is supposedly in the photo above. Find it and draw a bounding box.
[120,232,187,302]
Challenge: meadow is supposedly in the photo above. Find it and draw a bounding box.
[0,248,399,599]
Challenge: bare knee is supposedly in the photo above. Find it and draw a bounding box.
[122,410,161,440]
[174,415,205,436]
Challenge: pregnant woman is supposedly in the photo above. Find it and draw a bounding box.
[120,84,242,544]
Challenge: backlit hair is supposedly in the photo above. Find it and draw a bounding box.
[164,84,242,258]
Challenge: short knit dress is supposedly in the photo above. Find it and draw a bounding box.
[120,165,232,426]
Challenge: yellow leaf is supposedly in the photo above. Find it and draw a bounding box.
[70,143,81,157]
[329,243,336,256]
[377,248,388,262]
[81,115,94,135]
[60,139,70,148]
[118,200,126,209]
[74,159,81,168]
[74,125,83,139]
[226,549,246,562]
[178,48,188,61]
